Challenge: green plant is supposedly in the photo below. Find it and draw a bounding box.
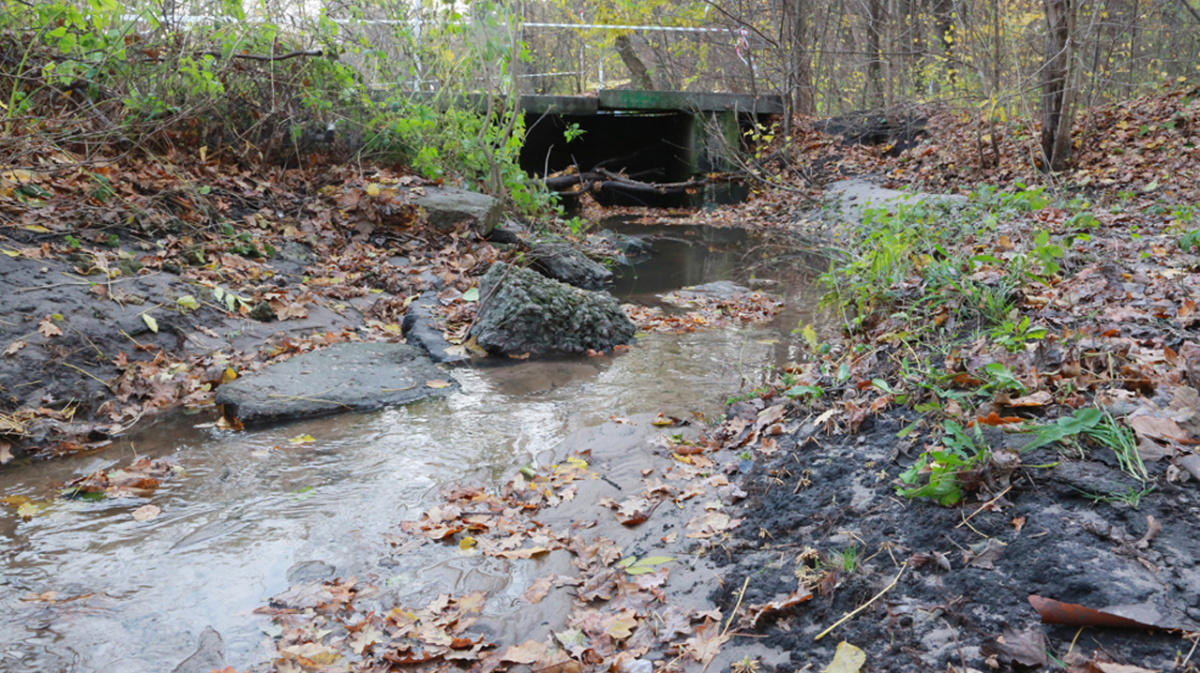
[991,315,1048,352]
[898,420,991,505]
[1179,228,1200,252]
[784,384,822,402]
[1079,485,1156,509]
[832,545,861,573]
[563,122,586,143]
[1023,408,1147,482]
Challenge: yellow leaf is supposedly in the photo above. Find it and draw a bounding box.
[142,315,158,333]
[22,225,50,233]
[221,367,238,384]
[288,434,316,445]
[17,501,46,518]
[822,641,866,673]
[425,379,452,389]
[1,249,19,257]
[365,183,381,196]
[459,536,477,551]
[801,324,819,351]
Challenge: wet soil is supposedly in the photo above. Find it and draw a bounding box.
[712,412,1200,671]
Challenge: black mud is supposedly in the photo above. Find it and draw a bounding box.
[713,413,1200,672]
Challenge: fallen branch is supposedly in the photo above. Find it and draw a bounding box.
[815,562,907,640]
[544,170,708,196]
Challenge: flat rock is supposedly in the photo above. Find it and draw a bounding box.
[215,342,457,424]
[530,241,613,289]
[471,262,635,357]
[413,187,503,235]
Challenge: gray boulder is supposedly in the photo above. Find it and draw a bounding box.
[413,187,503,235]
[215,342,457,424]
[530,242,613,289]
[471,262,635,357]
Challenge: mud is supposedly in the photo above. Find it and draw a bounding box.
[712,412,1200,672]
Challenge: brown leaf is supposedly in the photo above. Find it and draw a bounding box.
[3,340,25,357]
[685,511,740,539]
[38,317,62,338]
[682,617,730,664]
[1000,391,1052,407]
[980,627,1048,668]
[1128,412,1190,443]
[745,587,813,627]
[610,495,659,526]
[1028,595,1193,631]
[500,640,546,664]
[131,504,161,521]
[522,575,554,605]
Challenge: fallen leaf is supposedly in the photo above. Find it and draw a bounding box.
[980,627,1048,669]
[38,317,62,338]
[426,379,452,389]
[746,587,813,627]
[822,641,866,673]
[522,575,554,604]
[3,341,26,356]
[500,640,546,664]
[131,504,161,521]
[1001,391,1052,407]
[142,314,158,334]
[1029,595,1191,631]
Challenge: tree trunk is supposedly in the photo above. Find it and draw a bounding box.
[866,0,885,107]
[791,0,816,115]
[614,34,655,90]
[1041,0,1075,171]
[932,0,956,86]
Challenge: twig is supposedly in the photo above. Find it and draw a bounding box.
[700,575,751,673]
[955,485,1013,529]
[815,562,907,640]
[60,362,111,389]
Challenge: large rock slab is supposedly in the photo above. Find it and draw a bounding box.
[215,342,457,424]
[413,187,503,235]
[530,241,613,289]
[471,262,635,357]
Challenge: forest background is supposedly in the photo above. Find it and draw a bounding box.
[4,0,1199,207]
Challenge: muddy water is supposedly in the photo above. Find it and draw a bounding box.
[0,223,826,672]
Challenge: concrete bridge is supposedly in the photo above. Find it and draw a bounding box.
[516,90,785,207]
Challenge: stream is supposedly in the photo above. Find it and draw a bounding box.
[0,221,826,672]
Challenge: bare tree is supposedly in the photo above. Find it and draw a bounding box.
[1041,0,1076,171]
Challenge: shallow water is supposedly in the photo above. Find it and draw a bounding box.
[0,222,826,672]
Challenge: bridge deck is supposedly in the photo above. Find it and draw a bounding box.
[521,90,785,115]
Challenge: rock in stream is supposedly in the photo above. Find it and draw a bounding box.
[470,262,635,357]
[215,342,457,424]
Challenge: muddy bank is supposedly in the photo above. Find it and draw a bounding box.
[711,411,1199,672]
